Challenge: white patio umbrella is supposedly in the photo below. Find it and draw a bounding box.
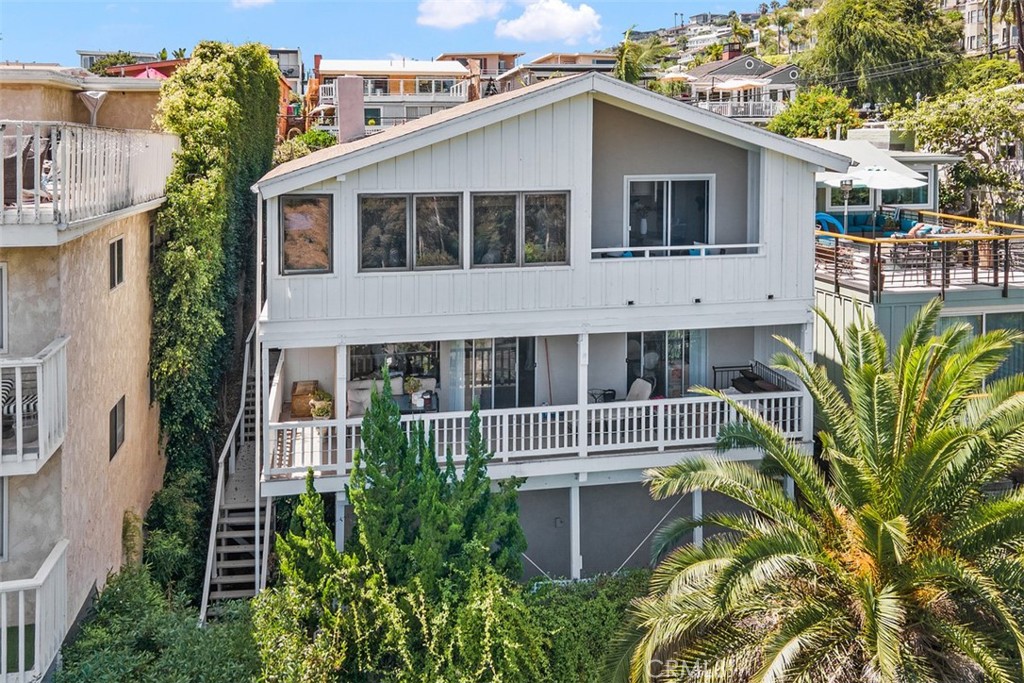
[659,71,696,82]
[823,167,926,232]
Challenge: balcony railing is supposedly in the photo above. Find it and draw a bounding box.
[695,100,786,118]
[264,390,805,479]
[1,121,178,228]
[0,540,68,682]
[318,79,470,104]
[0,337,69,476]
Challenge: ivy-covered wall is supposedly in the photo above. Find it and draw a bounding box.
[146,41,279,594]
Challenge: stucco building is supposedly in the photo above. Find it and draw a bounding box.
[0,64,176,680]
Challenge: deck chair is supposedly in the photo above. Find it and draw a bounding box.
[1,376,39,422]
[624,378,653,402]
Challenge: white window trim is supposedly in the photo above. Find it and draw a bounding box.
[468,191,571,270]
[0,263,7,355]
[279,193,335,276]
[621,174,717,247]
[109,235,125,291]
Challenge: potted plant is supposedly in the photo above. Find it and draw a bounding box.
[404,376,422,395]
[309,388,334,418]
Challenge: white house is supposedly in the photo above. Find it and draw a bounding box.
[250,72,847,581]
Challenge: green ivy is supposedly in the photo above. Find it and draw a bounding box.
[146,41,279,594]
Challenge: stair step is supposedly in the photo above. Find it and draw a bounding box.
[215,528,254,540]
[216,543,256,554]
[212,574,256,586]
[220,514,256,525]
[216,558,257,569]
[210,589,257,600]
[221,501,264,511]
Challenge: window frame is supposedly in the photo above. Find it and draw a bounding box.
[470,191,571,269]
[109,395,126,460]
[0,263,7,354]
[279,193,334,276]
[825,185,872,212]
[879,167,933,209]
[109,235,125,290]
[621,174,716,249]
[413,194,463,270]
[358,193,464,272]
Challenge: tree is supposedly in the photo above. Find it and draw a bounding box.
[766,84,862,138]
[728,12,754,45]
[890,83,1024,218]
[172,48,188,60]
[614,27,674,84]
[348,383,526,594]
[801,0,963,103]
[88,51,137,76]
[614,299,1024,682]
[157,48,168,60]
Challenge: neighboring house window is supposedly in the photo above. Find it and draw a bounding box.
[109,236,124,289]
[109,395,125,460]
[359,194,462,270]
[826,186,871,212]
[0,263,7,353]
[280,195,333,275]
[626,177,713,250]
[364,107,382,126]
[880,169,932,208]
[938,313,1024,383]
[472,192,569,267]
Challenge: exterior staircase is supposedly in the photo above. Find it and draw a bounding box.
[200,326,270,621]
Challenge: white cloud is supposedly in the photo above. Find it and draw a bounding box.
[495,0,601,44]
[417,0,505,29]
[231,0,273,8]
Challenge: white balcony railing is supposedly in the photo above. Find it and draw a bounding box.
[0,337,69,476]
[695,100,786,118]
[265,391,805,479]
[1,121,178,228]
[0,539,68,683]
[318,82,336,105]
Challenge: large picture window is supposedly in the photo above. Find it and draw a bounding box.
[360,194,461,270]
[626,177,712,252]
[472,192,569,267]
[281,195,332,274]
[881,170,931,207]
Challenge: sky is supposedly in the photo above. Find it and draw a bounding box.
[0,0,754,68]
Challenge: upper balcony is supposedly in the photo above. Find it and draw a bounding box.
[1,121,178,246]
[814,209,1024,301]
[318,78,470,106]
[0,337,68,477]
[695,99,787,120]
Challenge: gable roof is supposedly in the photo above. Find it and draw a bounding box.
[257,72,849,196]
[318,59,469,77]
[683,55,770,79]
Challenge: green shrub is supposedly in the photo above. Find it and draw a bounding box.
[296,129,336,151]
[57,567,258,683]
[525,571,651,682]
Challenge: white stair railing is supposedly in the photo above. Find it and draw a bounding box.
[199,324,256,624]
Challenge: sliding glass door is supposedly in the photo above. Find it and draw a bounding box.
[627,177,712,252]
[447,338,537,411]
[626,330,708,397]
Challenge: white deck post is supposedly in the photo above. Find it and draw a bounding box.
[577,332,589,458]
[800,322,815,442]
[569,482,582,579]
[334,492,346,551]
[335,343,347,471]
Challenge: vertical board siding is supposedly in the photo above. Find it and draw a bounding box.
[265,98,817,328]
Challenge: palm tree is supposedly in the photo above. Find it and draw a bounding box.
[614,26,674,84]
[614,299,1024,682]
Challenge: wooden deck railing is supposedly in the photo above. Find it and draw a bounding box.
[0,337,69,476]
[265,391,805,479]
[1,121,178,227]
[0,539,68,682]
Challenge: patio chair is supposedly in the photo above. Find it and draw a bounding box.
[624,378,653,401]
[1,376,39,423]
[888,241,932,286]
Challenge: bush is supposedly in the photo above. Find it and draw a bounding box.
[272,129,337,166]
[525,571,651,682]
[766,85,862,139]
[57,567,259,683]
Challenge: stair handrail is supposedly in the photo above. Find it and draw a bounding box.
[199,323,256,625]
